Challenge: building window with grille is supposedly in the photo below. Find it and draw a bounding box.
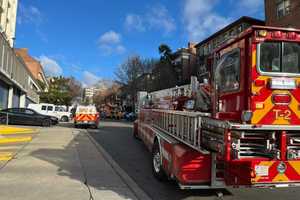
[277,0,291,19]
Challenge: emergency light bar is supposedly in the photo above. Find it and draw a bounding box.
[256,30,300,40]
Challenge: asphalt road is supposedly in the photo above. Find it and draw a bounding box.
[88,120,300,200]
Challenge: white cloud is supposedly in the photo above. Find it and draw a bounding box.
[17,3,43,25]
[17,3,48,43]
[125,14,145,32]
[116,45,126,54]
[82,71,101,86]
[39,55,63,77]
[124,4,176,34]
[97,30,126,56]
[98,30,121,44]
[147,4,176,34]
[183,0,231,41]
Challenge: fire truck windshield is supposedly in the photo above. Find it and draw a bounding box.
[259,42,300,75]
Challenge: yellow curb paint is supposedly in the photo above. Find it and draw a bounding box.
[0,137,32,144]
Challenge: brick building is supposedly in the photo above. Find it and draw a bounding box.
[172,42,197,85]
[15,48,49,91]
[195,16,264,80]
[265,0,300,28]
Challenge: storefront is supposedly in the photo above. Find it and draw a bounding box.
[0,80,9,110]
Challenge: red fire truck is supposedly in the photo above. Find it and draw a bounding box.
[134,26,300,189]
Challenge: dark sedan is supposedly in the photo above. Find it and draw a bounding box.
[0,108,58,126]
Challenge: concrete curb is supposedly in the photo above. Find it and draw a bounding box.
[85,130,152,200]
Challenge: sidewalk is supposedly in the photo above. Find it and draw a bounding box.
[0,126,148,200]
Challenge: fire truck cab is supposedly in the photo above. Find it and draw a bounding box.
[134,26,300,189]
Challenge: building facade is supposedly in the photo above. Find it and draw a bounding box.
[0,0,39,109]
[83,87,100,104]
[15,48,49,91]
[172,42,197,85]
[195,16,265,79]
[0,0,18,47]
[265,0,300,28]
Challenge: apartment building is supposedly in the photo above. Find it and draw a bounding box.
[265,0,300,28]
[195,16,265,79]
[0,0,40,109]
[15,48,49,91]
[83,87,100,104]
[0,0,18,47]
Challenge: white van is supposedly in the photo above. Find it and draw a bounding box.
[28,103,71,122]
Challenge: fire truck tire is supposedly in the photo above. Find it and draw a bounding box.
[152,141,166,181]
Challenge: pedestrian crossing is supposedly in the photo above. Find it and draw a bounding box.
[0,126,38,162]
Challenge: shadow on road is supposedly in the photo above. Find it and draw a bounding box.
[89,122,232,200]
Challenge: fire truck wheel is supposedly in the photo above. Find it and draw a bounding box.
[152,141,166,181]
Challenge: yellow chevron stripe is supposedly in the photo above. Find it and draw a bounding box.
[252,76,269,94]
[289,94,300,119]
[252,95,274,124]
[288,161,300,175]
[273,173,289,182]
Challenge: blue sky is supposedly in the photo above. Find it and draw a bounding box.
[15,0,264,86]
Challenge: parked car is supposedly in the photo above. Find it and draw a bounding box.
[28,103,71,122]
[0,108,58,126]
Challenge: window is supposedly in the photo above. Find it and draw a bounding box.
[259,42,300,74]
[55,107,59,111]
[47,106,53,111]
[216,49,240,93]
[41,106,46,111]
[277,0,291,19]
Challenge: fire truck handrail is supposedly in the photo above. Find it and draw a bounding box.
[151,109,211,117]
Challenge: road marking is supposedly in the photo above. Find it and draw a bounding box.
[0,152,13,161]
[0,137,32,144]
[0,126,37,135]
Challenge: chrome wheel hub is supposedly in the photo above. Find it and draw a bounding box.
[153,151,161,173]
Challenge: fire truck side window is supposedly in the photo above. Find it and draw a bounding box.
[216,49,240,93]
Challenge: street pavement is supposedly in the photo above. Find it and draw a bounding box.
[0,121,299,200]
[0,124,148,200]
[89,120,300,200]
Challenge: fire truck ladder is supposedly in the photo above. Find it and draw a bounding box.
[152,109,209,153]
[151,109,225,188]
